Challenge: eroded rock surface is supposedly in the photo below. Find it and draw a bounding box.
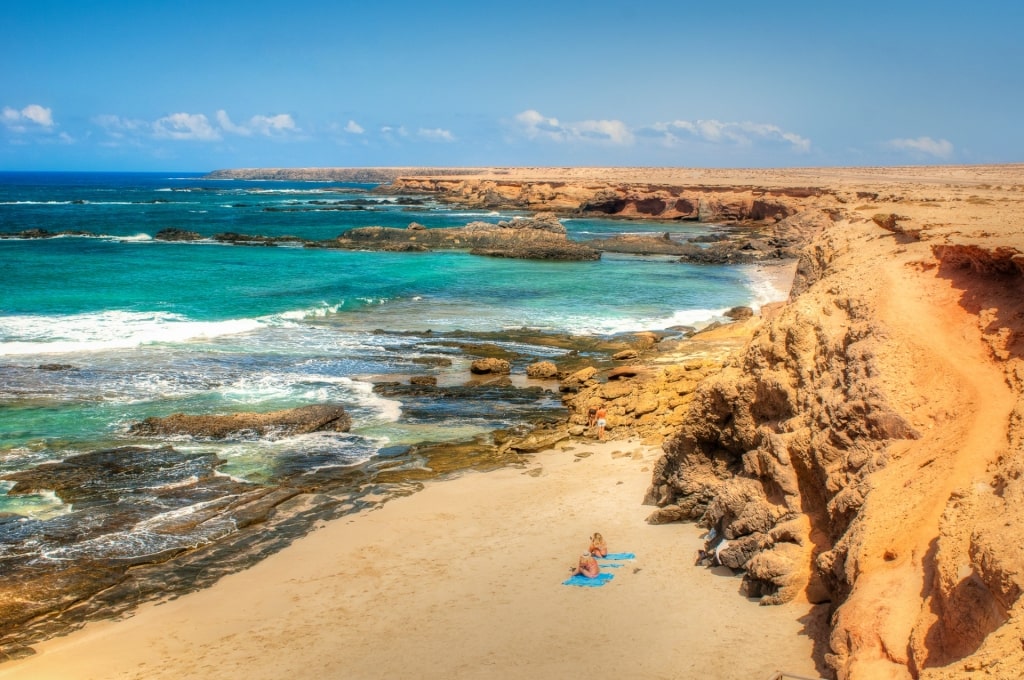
[647,209,1024,679]
[129,404,352,439]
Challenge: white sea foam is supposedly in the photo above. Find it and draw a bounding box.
[113,233,153,242]
[738,262,797,311]
[514,307,729,336]
[0,310,264,356]
[276,302,344,320]
[449,211,501,217]
[344,377,403,422]
[0,484,69,520]
[0,200,72,205]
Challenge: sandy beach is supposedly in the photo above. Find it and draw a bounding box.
[0,439,824,680]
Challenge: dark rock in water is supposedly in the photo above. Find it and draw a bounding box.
[677,243,759,264]
[371,380,556,424]
[322,212,600,261]
[0,443,316,658]
[373,380,546,402]
[129,404,352,439]
[3,446,228,506]
[409,356,453,367]
[410,375,437,386]
[37,363,76,371]
[155,228,202,241]
[213,232,306,246]
[584,234,695,255]
[469,241,599,261]
[1,228,96,239]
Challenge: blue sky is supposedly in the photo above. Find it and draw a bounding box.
[2,0,1022,171]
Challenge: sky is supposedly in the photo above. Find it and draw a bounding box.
[2,0,1022,171]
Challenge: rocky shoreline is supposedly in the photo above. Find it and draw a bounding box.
[5,165,1023,680]
[1,212,797,264]
[325,164,1024,679]
[0,323,675,661]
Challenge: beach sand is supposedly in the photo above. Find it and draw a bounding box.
[0,439,824,680]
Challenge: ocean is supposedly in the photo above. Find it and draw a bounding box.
[0,171,785,643]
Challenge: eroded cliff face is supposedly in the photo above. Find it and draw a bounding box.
[385,176,825,225]
[647,215,1024,679]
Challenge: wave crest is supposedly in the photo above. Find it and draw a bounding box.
[0,311,263,356]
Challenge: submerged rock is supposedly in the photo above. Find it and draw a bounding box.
[154,228,202,241]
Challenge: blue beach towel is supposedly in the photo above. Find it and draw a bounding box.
[598,552,635,561]
[562,572,615,587]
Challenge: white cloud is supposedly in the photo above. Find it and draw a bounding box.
[345,120,364,134]
[216,110,251,136]
[21,104,54,127]
[515,110,806,150]
[216,111,297,137]
[250,114,297,136]
[514,109,633,145]
[418,127,455,142]
[2,104,55,132]
[886,136,954,158]
[93,114,148,141]
[650,119,810,152]
[153,113,221,141]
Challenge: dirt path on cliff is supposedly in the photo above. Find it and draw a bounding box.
[834,241,1016,677]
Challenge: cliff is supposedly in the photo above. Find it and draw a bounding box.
[640,168,1024,679]
[381,175,833,230]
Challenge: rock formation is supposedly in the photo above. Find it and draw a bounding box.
[380,176,820,225]
[645,199,1024,679]
[129,404,352,438]
[323,212,600,261]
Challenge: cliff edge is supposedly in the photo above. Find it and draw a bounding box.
[638,167,1024,679]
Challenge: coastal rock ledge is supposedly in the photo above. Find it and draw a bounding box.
[129,404,352,438]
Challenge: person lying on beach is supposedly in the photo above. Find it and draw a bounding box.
[570,552,601,578]
[589,532,608,558]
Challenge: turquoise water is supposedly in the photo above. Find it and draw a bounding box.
[0,172,781,518]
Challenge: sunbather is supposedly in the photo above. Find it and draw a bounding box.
[570,552,600,578]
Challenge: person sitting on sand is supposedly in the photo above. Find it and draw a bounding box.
[594,405,608,441]
[589,532,608,558]
[570,552,600,578]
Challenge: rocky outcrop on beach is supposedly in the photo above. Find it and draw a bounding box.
[640,168,1024,680]
[129,404,352,438]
